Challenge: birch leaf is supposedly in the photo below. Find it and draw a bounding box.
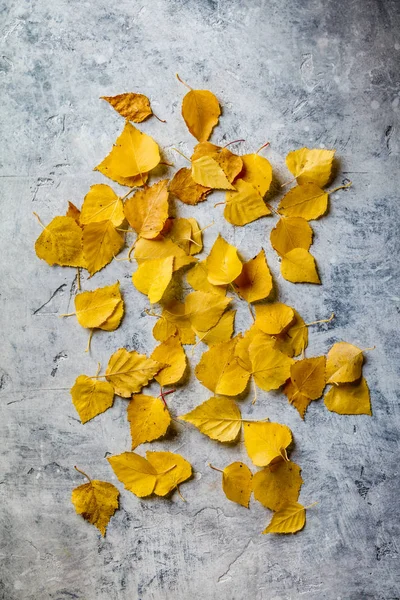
[234,249,273,303]
[185,290,231,332]
[147,451,192,496]
[291,356,326,400]
[80,184,124,227]
[124,180,169,240]
[284,379,315,419]
[66,201,81,224]
[192,155,235,190]
[192,142,242,183]
[206,235,243,285]
[273,309,308,358]
[134,237,196,271]
[101,92,152,122]
[224,179,270,226]
[132,256,174,304]
[324,377,371,415]
[254,303,295,336]
[169,167,211,205]
[221,462,253,508]
[70,375,115,423]
[278,183,328,220]
[151,335,187,386]
[263,502,306,534]
[35,216,85,268]
[152,300,196,345]
[82,220,124,275]
[168,217,203,256]
[194,310,236,346]
[105,348,163,398]
[281,248,321,284]
[195,338,251,396]
[253,461,303,511]
[240,153,273,196]
[107,452,157,497]
[249,341,294,392]
[179,396,242,442]
[127,394,171,449]
[180,84,220,142]
[71,480,119,536]
[270,216,313,256]
[286,147,335,187]
[325,341,364,384]
[244,421,293,467]
[74,282,123,330]
[186,261,227,296]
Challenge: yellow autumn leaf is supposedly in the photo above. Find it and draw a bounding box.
[240,153,273,196]
[102,171,149,188]
[124,180,169,240]
[284,380,315,419]
[325,341,364,384]
[134,237,196,271]
[74,282,123,330]
[234,325,273,372]
[82,220,124,275]
[290,356,326,400]
[254,303,295,335]
[221,462,253,508]
[273,309,308,358]
[66,201,81,224]
[132,256,174,304]
[169,167,211,205]
[195,338,251,396]
[105,348,163,398]
[249,341,294,392]
[224,179,270,226]
[80,184,124,227]
[70,375,115,424]
[253,461,303,511]
[263,502,306,534]
[151,335,186,386]
[270,216,313,256]
[234,249,273,303]
[281,248,321,284]
[192,155,235,190]
[185,290,231,332]
[95,122,160,182]
[107,452,157,497]
[243,421,293,467]
[179,396,242,442]
[286,147,335,187]
[152,300,196,345]
[206,235,243,285]
[71,478,119,536]
[192,142,243,183]
[100,299,124,332]
[278,183,328,220]
[168,217,203,256]
[194,310,236,346]
[146,451,192,496]
[324,377,371,415]
[101,92,152,122]
[186,261,227,296]
[35,215,85,268]
[179,79,220,142]
[127,394,171,449]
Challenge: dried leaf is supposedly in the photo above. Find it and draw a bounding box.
[80,184,124,227]
[234,249,273,303]
[105,348,163,398]
[240,153,273,196]
[206,235,243,285]
[186,261,227,296]
[273,309,308,358]
[127,394,171,448]
[253,461,303,511]
[224,179,270,226]
[192,142,242,183]
[169,167,211,205]
[124,180,169,240]
[281,248,321,284]
[132,256,174,304]
[151,335,186,386]
[290,356,326,400]
[270,216,313,256]
[181,85,220,142]
[249,341,294,392]
[168,217,203,256]
[82,220,124,275]
[325,341,364,384]
[147,451,192,496]
[324,377,371,415]
[286,147,335,187]
[74,282,123,330]
[35,215,85,268]
[195,338,251,396]
[71,375,115,423]
[263,502,306,534]
[192,155,235,190]
[66,201,81,224]
[221,462,253,508]
[71,479,119,536]
[101,92,152,122]
[152,300,196,345]
[244,421,292,467]
[284,380,314,419]
[185,290,231,332]
[278,183,328,220]
[194,309,236,346]
[254,303,295,335]
[134,237,196,271]
[107,452,157,497]
[179,396,242,442]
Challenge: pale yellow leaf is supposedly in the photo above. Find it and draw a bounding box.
[35,216,85,268]
[152,300,196,345]
[80,184,124,227]
[134,237,196,271]
[286,147,335,187]
[273,309,308,358]
[192,155,235,190]
[132,256,174,304]
[278,183,328,220]
[240,153,273,196]
[186,261,227,296]
[263,502,306,534]
[147,451,192,496]
[185,290,231,332]
[191,142,242,183]
[127,394,171,449]
[82,220,124,275]
[254,303,295,335]
[195,337,251,396]
[74,282,123,330]
[194,310,236,346]
[249,341,294,392]
[224,179,270,226]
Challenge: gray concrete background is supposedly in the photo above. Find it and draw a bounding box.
[1,0,400,598]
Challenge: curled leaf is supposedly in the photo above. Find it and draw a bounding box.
[101,92,152,122]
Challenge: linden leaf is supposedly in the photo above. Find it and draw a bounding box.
[254,303,295,335]
[134,237,196,271]
[195,338,251,396]
[325,341,364,384]
[249,341,294,392]
[35,215,85,268]
[186,261,227,296]
[286,147,335,187]
[82,220,124,275]
[206,235,243,285]
[66,201,81,224]
[95,122,160,183]
[71,479,119,536]
[240,153,273,196]
[132,256,174,304]
[270,216,313,256]
[281,248,321,284]
[284,380,315,419]
[278,183,328,220]
[101,92,152,122]
[263,502,306,535]
[192,142,243,183]
[224,179,270,226]
[70,375,115,424]
[107,452,157,497]
[146,451,192,496]
[105,348,163,398]
[80,184,124,228]
[179,396,242,442]
[234,249,273,303]
[253,461,303,511]
[324,377,371,415]
[192,155,235,190]
[185,290,231,332]
[74,282,123,330]
[127,394,171,449]
[169,167,211,205]
[243,421,293,467]
[221,462,253,508]
[152,300,196,345]
[151,335,186,386]
[194,310,236,346]
[290,356,326,400]
[180,83,220,142]
[124,180,169,240]
[273,309,308,358]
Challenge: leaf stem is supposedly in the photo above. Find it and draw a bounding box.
[85,329,93,353]
[121,187,136,202]
[32,211,46,229]
[176,73,192,90]
[304,501,318,510]
[256,141,270,154]
[214,201,226,208]
[76,268,81,291]
[153,112,167,123]
[265,202,279,216]
[281,178,295,188]
[252,378,258,405]
[222,139,245,149]
[95,362,101,377]
[208,463,224,473]
[59,312,76,317]
[304,313,335,327]
[172,147,191,162]
[74,466,91,482]
[158,464,177,475]
[328,181,352,194]
[176,484,186,502]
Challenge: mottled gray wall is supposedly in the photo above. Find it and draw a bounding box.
[1,0,400,598]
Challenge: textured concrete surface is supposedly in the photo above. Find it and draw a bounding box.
[1,0,400,598]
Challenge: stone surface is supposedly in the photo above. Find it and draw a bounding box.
[1,0,400,598]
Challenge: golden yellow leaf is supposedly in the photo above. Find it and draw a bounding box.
[82,220,124,275]
[132,256,174,304]
[70,375,115,424]
[286,147,335,187]
[192,142,243,183]
[284,379,315,419]
[101,92,152,122]
[324,377,371,415]
[273,309,308,358]
[263,502,306,534]
[194,310,236,346]
[80,184,124,227]
[240,153,273,196]
[100,298,125,332]
[254,303,295,335]
[234,249,273,302]
[151,335,186,386]
[291,356,326,400]
[179,396,242,442]
[35,215,85,268]
[281,248,321,284]
[192,156,235,190]
[278,183,328,220]
[187,218,203,255]
[186,261,227,296]
[95,122,160,183]
[325,341,364,384]
[102,171,149,188]
[221,462,253,508]
[134,237,196,271]
[253,461,303,511]
[146,451,192,496]
[168,217,203,256]
[224,179,270,226]
[71,479,119,536]
[105,348,163,398]
[169,167,211,205]
[66,201,81,224]
[107,452,157,497]
[185,290,231,332]
[127,394,171,449]
[243,421,293,467]
[74,282,123,330]
[206,235,243,285]
[249,341,294,392]
[270,216,313,256]
[234,325,272,372]
[124,180,169,240]
[180,85,220,142]
[195,338,251,396]
[152,300,196,345]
